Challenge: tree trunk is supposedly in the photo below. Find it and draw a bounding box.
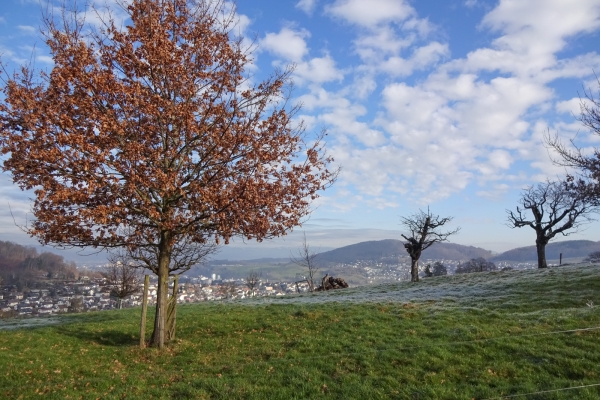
[411,258,419,282]
[536,238,548,269]
[150,239,171,348]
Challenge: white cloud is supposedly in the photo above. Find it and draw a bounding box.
[556,98,582,115]
[353,26,414,61]
[260,27,310,62]
[326,0,415,27]
[17,25,36,34]
[488,150,512,170]
[464,0,478,8]
[36,55,54,64]
[294,54,344,84]
[380,41,449,76]
[296,0,318,15]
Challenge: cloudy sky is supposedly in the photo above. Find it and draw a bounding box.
[1,0,600,262]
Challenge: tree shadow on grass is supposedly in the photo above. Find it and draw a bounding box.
[55,324,141,347]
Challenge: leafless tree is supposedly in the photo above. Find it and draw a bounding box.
[401,208,460,282]
[244,270,261,297]
[290,232,320,291]
[506,180,597,268]
[103,252,143,309]
[222,281,237,300]
[584,251,600,263]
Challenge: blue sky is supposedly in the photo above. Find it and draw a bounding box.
[2,0,600,263]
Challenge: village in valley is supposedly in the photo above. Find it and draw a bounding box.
[0,256,541,318]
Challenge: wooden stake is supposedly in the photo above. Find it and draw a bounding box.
[166,275,179,342]
[140,275,149,349]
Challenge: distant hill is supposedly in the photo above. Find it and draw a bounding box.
[315,239,493,264]
[491,240,600,262]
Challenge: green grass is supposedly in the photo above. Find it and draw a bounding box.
[1,265,600,399]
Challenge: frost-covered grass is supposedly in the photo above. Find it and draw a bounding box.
[1,264,599,399]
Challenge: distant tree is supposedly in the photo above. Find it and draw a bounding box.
[432,261,447,276]
[584,251,600,263]
[290,232,320,291]
[456,257,496,274]
[0,0,336,347]
[244,270,261,297]
[69,296,84,313]
[102,253,143,309]
[507,180,597,269]
[400,208,460,282]
[423,264,433,278]
[222,281,237,299]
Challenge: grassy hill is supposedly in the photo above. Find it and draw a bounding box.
[491,240,600,262]
[1,264,599,399]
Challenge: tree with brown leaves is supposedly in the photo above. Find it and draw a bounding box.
[0,0,336,347]
[400,208,460,282]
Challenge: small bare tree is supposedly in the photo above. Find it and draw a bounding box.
[222,281,237,300]
[401,208,460,282]
[584,251,600,263]
[507,180,597,269]
[245,270,261,297]
[103,253,143,309]
[290,232,320,291]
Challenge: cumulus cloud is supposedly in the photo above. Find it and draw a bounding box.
[556,98,582,115]
[326,0,415,27]
[17,25,36,34]
[313,0,600,206]
[379,42,449,76]
[260,27,310,62]
[294,54,344,84]
[296,0,319,15]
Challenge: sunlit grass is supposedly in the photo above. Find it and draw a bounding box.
[1,264,599,399]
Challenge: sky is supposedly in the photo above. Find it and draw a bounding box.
[1,0,600,263]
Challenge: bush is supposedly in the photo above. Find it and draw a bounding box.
[456,257,496,274]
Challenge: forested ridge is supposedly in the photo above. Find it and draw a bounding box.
[0,241,78,288]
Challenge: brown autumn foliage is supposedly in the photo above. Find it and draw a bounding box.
[0,0,336,347]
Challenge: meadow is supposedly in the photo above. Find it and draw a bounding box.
[1,264,599,399]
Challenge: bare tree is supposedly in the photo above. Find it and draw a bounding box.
[584,251,600,263]
[290,232,320,291]
[244,270,261,297]
[222,281,237,300]
[547,76,600,179]
[103,253,143,309]
[401,208,460,282]
[507,180,597,269]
